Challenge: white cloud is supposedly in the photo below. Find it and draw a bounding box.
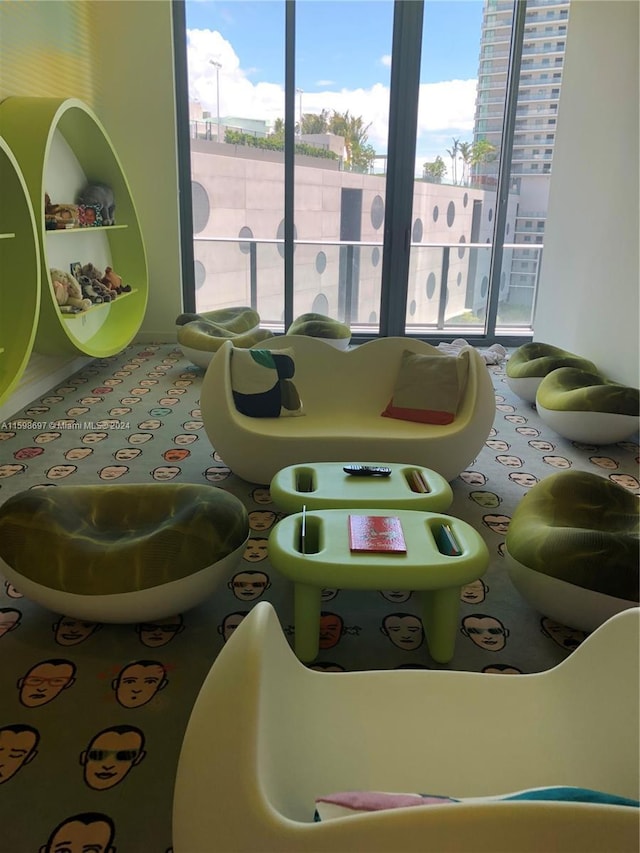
[380,54,392,67]
[187,28,477,158]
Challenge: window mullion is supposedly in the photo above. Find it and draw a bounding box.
[379,0,424,338]
[283,0,296,330]
[485,0,527,336]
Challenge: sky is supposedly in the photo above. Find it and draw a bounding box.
[185,0,485,174]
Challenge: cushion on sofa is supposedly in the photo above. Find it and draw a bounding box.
[314,787,640,821]
[382,350,469,424]
[231,347,303,418]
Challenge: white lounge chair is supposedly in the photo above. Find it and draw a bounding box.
[173,602,640,853]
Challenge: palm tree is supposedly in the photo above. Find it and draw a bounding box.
[446,137,460,185]
[328,110,375,172]
[458,141,472,186]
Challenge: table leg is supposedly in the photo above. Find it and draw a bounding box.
[293,582,322,662]
[421,586,461,664]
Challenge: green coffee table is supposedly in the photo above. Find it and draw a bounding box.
[270,462,453,514]
[268,508,489,664]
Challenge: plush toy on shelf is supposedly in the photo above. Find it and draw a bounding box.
[76,183,115,226]
[44,193,81,230]
[50,268,92,314]
[101,265,132,295]
[80,263,115,302]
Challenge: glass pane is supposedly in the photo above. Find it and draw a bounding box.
[294,0,393,334]
[408,0,512,336]
[496,0,570,331]
[185,0,285,325]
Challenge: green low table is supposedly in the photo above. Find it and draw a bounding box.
[270,462,453,514]
[268,508,489,664]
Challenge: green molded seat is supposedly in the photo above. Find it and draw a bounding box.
[287,313,351,350]
[505,470,639,631]
[536,368,640,444]
[176,306,261,334]
[176,305,267,369]
[506,342,598,403]
[0,484,249,622]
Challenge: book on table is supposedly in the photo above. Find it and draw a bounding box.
[348,514,407,553]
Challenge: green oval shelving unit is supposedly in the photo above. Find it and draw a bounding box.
[0,97,148,358]
[0,135,41,407]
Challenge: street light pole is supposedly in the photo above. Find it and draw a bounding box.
[210,60,222,141]
[296,87,303,134]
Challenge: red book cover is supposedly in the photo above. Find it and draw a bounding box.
[348,515,407,553]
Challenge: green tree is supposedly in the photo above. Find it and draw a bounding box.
[458,141,472,186]
[470,138,498,173]
[422,155,446,183]
[446,137,460,185]
[328,110,376,173]
[299,110,329,135]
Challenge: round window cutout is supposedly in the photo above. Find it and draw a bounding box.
[191,182,210,234]
[315,251,327,274]
[412,218,423,243]
[488,208,493,222]
[481,275,489,298]
[506,222,510,236]
[409,299,417,316]
[371,195,385,230]
[457,271,462,287]
[458,235,466,259]
[276,219,297,258]
[368,311,378,324]
[238,226,254,255]
[312,293,329,315]
[426,272,437,300]
[371,246,380,267]
[432,205,439,223]
[446,201,455,227]
[463,192,469,208]
[194,260,206,291]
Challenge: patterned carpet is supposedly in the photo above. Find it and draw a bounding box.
[0,342,638,852]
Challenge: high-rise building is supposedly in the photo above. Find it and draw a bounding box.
[473,0,570,306]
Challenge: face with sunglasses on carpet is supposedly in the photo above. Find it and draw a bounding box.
[80,725,146,790]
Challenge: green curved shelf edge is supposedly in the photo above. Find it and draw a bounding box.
[0,97,148,358]
[0,135,41,407]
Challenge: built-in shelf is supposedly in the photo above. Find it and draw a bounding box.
[47,224,129,236]
[61,288,139,320]
[0,135,41,408]
[0,97,148,358]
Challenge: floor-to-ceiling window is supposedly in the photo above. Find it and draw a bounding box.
[177,0,568,343]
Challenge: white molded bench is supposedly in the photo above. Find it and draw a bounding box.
[200,336,496,484]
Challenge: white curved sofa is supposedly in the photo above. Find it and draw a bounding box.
[173,602,640,853]
[200,336,496,484]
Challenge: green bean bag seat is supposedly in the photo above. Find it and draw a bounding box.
[536,367,640,444]
[287,313,351,350]
[176,306,261,334]
[0,484,249,622]
[178,319,274,369]
[506,342,598,403]
[505,470,639,632]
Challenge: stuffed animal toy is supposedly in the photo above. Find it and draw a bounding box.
[50,269,92,313]
[77,275,104,304]
[101,266,132,295]
[44,193,80,229]
[76,183,115,226]
[80,263,114,302]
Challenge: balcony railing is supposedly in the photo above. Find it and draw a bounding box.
[192,237,543,333]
